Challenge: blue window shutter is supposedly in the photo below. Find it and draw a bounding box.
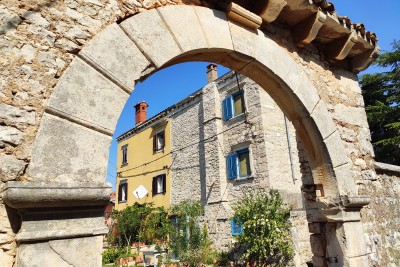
[231,218,243,236]
[222,98,229,120]
[222,96,233,120]
[226,153,238,179]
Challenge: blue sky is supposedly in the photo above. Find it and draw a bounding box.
[105,1,400,189]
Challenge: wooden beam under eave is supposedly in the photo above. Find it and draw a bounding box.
[325,31,358,62]
[292,11,327,48]
[226,2,262,29]
[350,46,380,73]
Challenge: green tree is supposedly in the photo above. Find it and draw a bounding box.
[232,189,294,266]
[113,202,154,247]
[361,40,400,165]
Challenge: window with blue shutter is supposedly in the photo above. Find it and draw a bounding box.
[231,218,243,236]
[226,148,251,180]
[226,153,238,179]
[222,91,245,121]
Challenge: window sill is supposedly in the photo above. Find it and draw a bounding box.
[153,148,165,154]
[120,163,128,167]
[152,192,166,196]
[230,175,254,182]
[118,200,127,203]
[225,112,247,123]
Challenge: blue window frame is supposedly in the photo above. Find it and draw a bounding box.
[222,91,245,120]
[231,218,243,236]
[226,148,251,179]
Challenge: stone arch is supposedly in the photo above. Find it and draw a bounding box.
[3,5,369,267]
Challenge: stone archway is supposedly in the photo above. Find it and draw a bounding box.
[3,5,370,267]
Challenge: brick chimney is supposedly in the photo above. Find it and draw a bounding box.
[134,101,149,124]
[206,63,218,83]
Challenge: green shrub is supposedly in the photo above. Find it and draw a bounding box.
[232,189,294,266]
[102,247,120,264]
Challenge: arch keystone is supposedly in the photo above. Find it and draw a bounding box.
[157,6,208,53]
[193,6,233,51]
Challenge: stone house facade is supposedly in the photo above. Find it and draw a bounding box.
[115,66,312,264]
[1,0,399,266]
[170,67,312,264]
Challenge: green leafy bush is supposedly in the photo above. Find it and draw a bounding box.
[232,189,294,266]
[102,247,124,264]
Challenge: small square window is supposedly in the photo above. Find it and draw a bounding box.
[226,148,251,179]
[121,145,128,166]
[152,174,166,195]
[153,130,165,151]
[118,180,128,203]
[222,91,245,120]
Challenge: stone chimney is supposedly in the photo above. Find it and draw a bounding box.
[134,101,149,124]
[206,63,218,83]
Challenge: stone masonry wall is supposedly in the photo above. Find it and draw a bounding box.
[170,96,203,205]
[360,163,400,266]
[0,1,125,265]
[263,23,375,193]
[0,0,389,266]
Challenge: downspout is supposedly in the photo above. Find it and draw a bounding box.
[284,115,296,184]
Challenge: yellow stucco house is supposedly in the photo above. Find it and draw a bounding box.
[115,101,172,210]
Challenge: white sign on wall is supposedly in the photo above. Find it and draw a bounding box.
[134,185,148,199]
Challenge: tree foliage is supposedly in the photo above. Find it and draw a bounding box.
[114,203,171,247]
[361,40,400,165]
[232,189,294,266]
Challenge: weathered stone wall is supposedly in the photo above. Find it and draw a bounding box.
[170,95,203,205]
[0,0,392,266]
[0,2,125,265]
[263,23,375,191]
[360,162,400,266]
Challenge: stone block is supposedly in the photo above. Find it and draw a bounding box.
[120,9,181,68]
[341,221,369,256]
[252,29,304,93]
[17,237,102,267]
[310,100,337,140]
[158,6,208,53]
[0,104,35,125]
[27,113,111,184]
[292,72,321,116]
[16,208,108,242]
[80,23,151,91]
[229,21,259,59]
[333,163,357,199]
[0,126,23,146]
[46,57,128,132]
[194,6,233,50]
[3,181,111,209]
[333,103,369,128]
[310,234,326,256]
[0,154,26,182]
[308,223,322,234]
[324,131,350,168]
[49,236,103,267]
